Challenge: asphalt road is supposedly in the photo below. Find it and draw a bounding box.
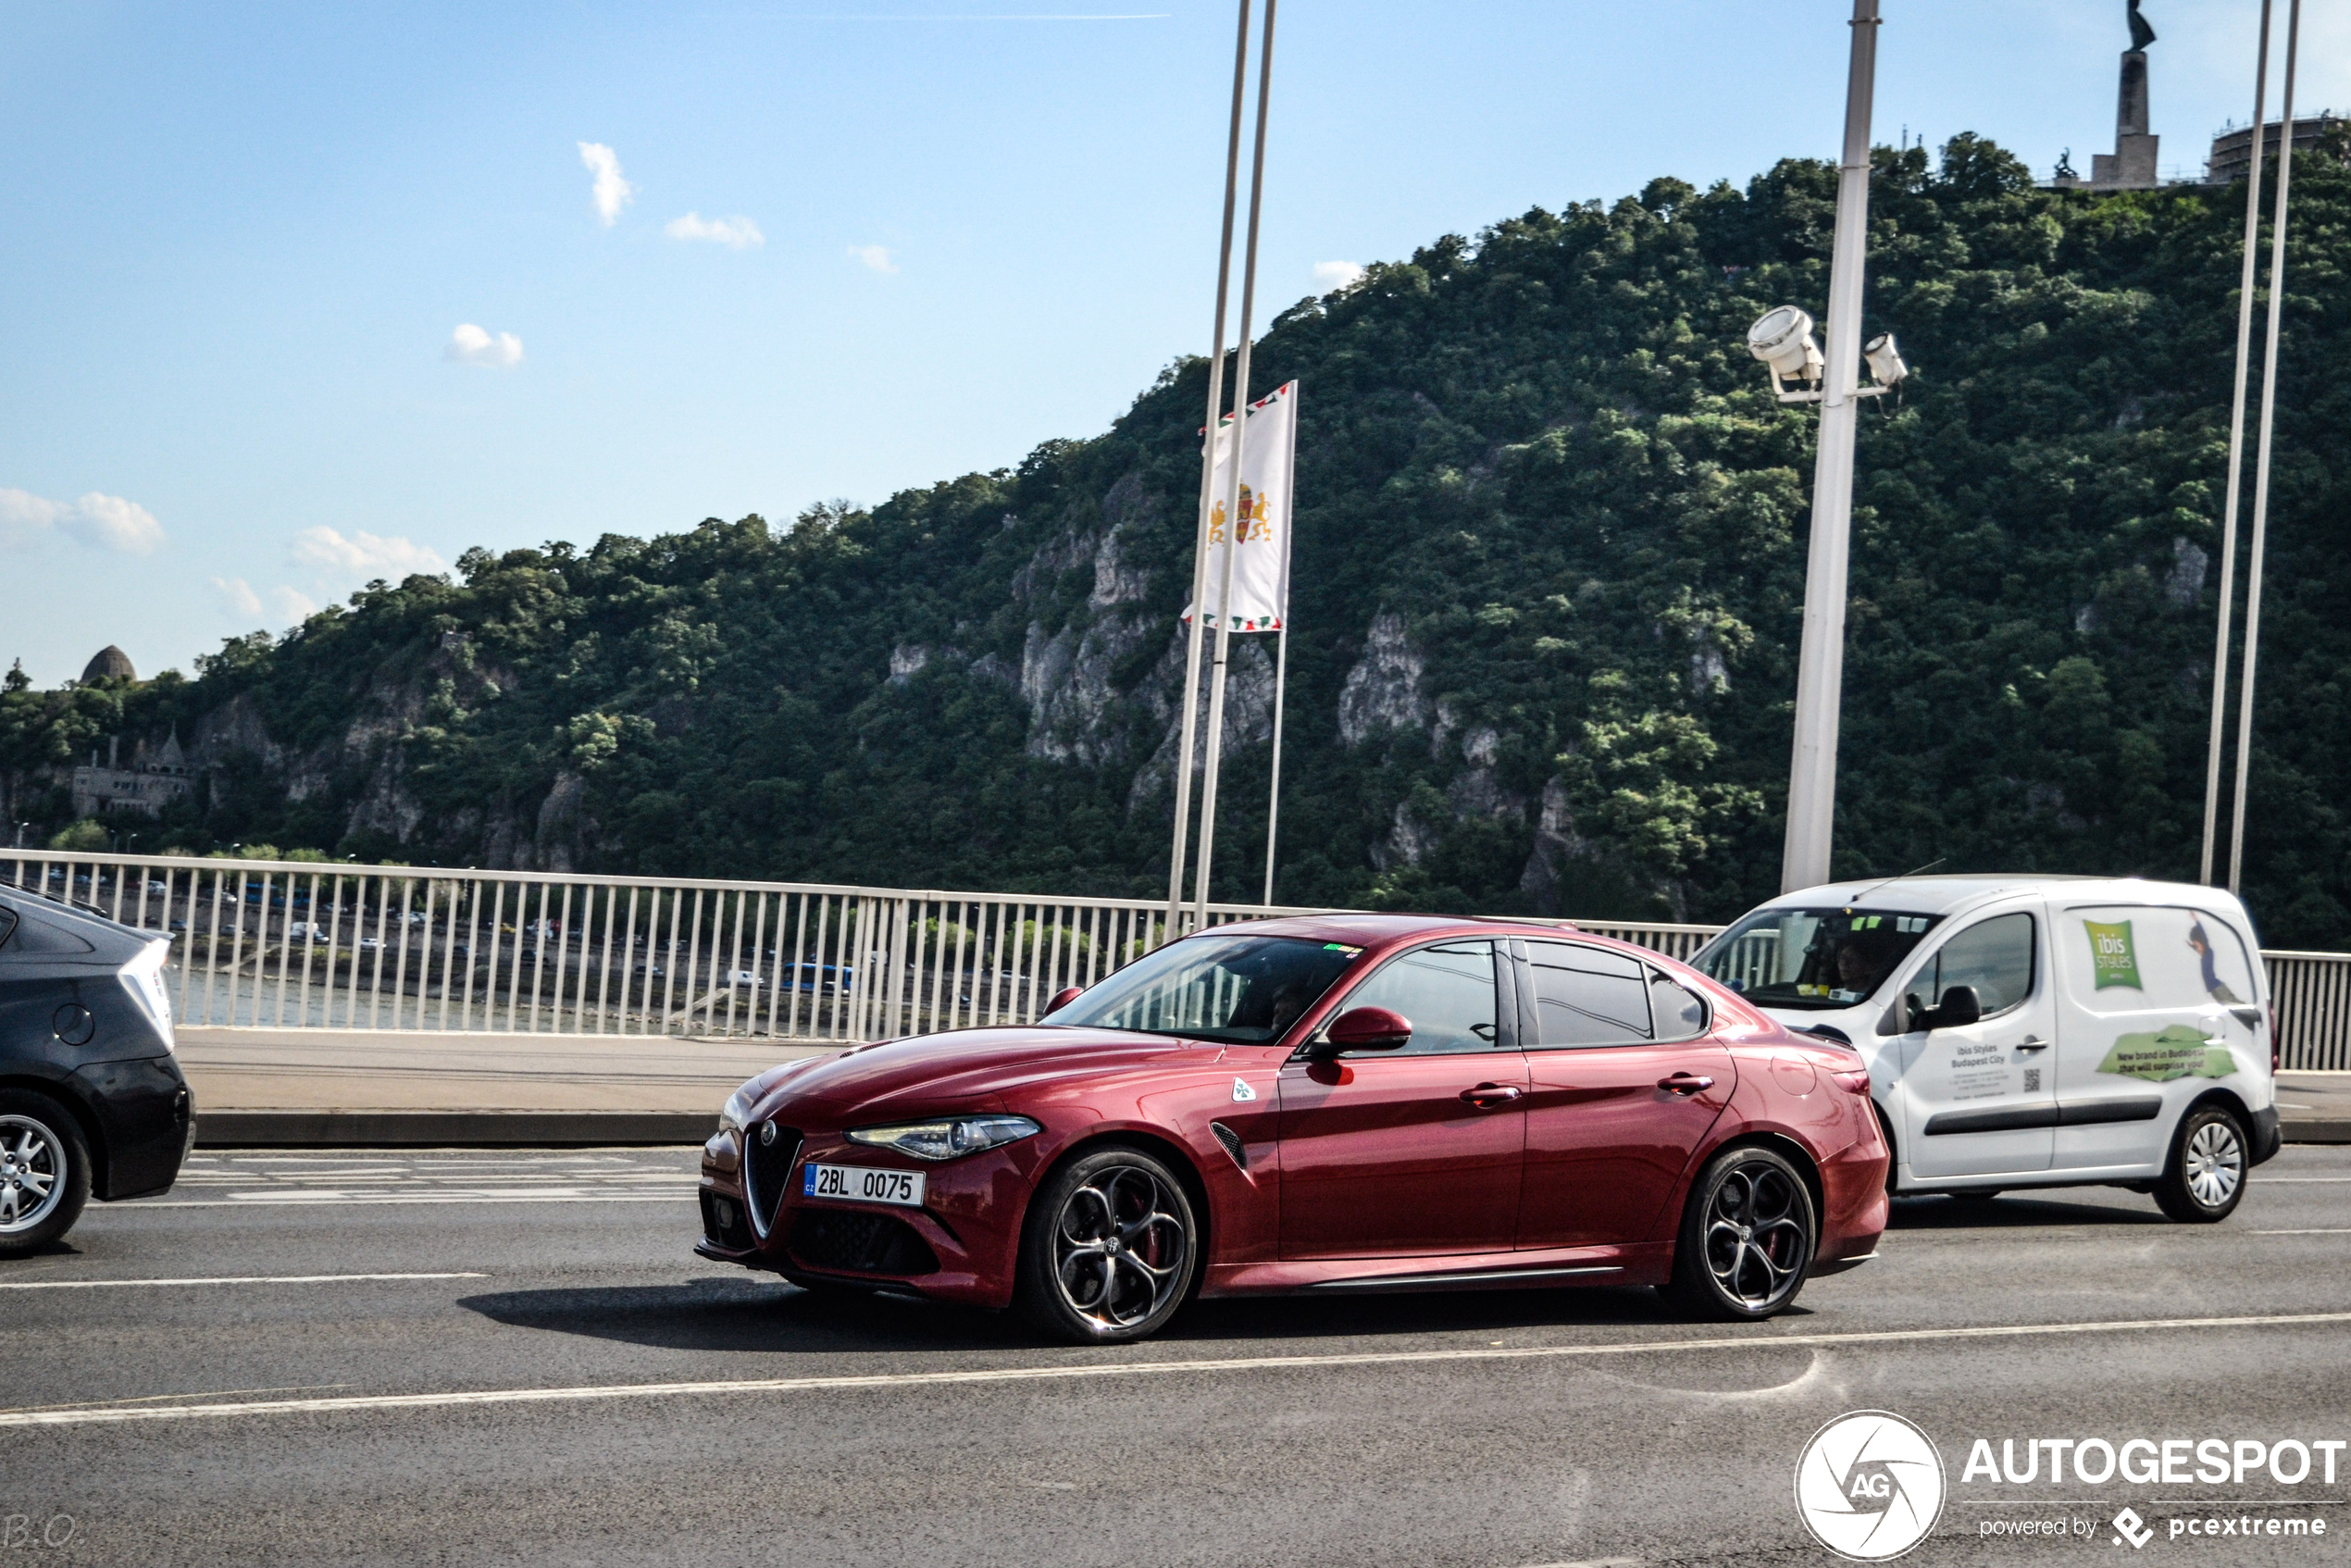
[6,1147,2350,1567]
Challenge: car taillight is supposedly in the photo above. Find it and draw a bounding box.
[1830,1069,1871,1096]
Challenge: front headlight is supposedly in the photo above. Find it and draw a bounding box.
[844,1114,1041,1163]
[719,1082,759,1135]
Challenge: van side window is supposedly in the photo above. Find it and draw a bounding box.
[1907,913,2035,1021]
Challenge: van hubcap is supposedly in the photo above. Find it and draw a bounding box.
[2184,1121,2244,1209]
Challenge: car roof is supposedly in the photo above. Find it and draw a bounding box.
[1760,874,2254,925]
[1197,911,1593,948]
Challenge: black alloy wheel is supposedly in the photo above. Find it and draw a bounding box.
[1015,1146,1199,1345]
[1661,1144,1817,1321]
[2154,1105,2247,1223]
[0,1090,91,1258]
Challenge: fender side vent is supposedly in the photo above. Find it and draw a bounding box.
[1209,1121,1247,1171]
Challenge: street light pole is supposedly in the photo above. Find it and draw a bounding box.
[1779,0,1881,895]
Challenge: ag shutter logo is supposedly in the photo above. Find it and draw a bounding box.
[1795,1411,1947,1561]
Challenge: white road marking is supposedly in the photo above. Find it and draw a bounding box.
[0,1273,485,1290]
[115,1193,693,1208]
[2252,1176,2351,1183]
[8,1310,2351,1428]
[2254,1228,2351,1236]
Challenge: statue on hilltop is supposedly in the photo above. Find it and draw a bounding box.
[2128,0,2156,53]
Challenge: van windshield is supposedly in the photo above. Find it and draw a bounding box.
[1694,907,1944,1012]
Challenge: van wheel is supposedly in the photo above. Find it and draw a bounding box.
[0,1091,92,1257]
[2154,1107,2246,1224]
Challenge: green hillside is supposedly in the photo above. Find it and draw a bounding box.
[7,134,2350,947]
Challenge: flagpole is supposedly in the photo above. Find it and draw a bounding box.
[2226,0,2299,895]
[1263,624,1288,905]
[1163,0,1254,947]
[1263,382,1298,907]
[1192,0,1276,933]
[2200,0,2273,886]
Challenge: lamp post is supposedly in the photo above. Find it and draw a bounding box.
[1767,0,1884,895]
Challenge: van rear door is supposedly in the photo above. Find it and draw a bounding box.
[2050,903,2262,1173]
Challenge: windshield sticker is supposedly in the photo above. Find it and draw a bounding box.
[2084,919,2143,990]
[2096,1024,2237,1082]
[1321,943,1362,954]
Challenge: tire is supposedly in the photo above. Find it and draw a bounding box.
[1015,1146,1200,1345]
[0,1091,92,1258]
[1661,1145,1817,1321]
[2154,1105,2247,1224]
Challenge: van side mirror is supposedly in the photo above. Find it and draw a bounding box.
[1310,1005,1413,1057]
[1911,984,1982,1031]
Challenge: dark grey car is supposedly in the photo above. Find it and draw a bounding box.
[0,887,194,1254]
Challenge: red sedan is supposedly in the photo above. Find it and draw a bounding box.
[695,914,1888,1342]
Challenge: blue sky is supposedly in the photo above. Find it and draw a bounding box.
[3,0,2339,686]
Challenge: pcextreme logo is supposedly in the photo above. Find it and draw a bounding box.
[1795,1411,1948,1562]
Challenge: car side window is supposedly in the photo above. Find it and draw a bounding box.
[1525,940,1652,1048]
[0,905,15,952]
[1906,913,2035,1021]
[1337,941,1499,1055]
[1649,974,1710,1042]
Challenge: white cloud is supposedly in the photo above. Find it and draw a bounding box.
[270,586,319,622]
[578,142,634,226]
[289,526,447,579]
[445,323,524,367]
[847,243,898,274]
[210,576,263,618]
[0,488,65,547]
[665,212,765,249]
[0,487,165,554]
[1313,260,1366,292]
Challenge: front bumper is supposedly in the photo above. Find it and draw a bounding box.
[696,1120,1036,1308]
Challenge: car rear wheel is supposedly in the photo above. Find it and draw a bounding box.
[2154,1106,2246,1223]
[1016,1147,1199,1345]
[1661,1145,1816,1321]
[0,1092,91,1257]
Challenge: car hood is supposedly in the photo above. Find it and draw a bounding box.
[749,1026,1228,1125]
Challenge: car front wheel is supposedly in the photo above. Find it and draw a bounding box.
[1661,1145,1817,1320]
[0,1091,92,1257]
[2154,1106,2246,1223]
[1016,1147,1199,1345]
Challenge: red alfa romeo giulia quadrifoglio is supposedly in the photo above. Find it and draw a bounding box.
[695,914,1888,1343]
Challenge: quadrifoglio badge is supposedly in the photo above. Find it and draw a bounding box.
[1797,1412,2345,1556]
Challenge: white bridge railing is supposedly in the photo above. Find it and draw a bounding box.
[4,850,2344,1068]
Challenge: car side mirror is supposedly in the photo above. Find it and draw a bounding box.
[1312,1005,1413,1057]
[1044,985,1083,1015]
[1914,984,1981,1031]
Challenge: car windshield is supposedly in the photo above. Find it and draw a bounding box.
[1043,932,1362,1043]
[1694,906,1944,1012]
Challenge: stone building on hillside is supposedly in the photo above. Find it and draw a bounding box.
[80,645,135,684]
[70,731,196,820]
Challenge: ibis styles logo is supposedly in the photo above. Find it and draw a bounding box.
[2085,920,2142,990]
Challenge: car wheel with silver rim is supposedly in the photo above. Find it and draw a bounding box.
[1016,1146,1199,1344]
[1661,1144,1816,1320]
[2155,1105,2246,1223]
[0,1091,92,1257]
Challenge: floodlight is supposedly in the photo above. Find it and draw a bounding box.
[1747,306,1824,383]
[1863,332,1908,389]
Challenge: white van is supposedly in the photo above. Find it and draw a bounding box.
[1690,876,2279,1221]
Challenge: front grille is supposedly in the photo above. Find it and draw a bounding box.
[701,1188,753,1251]
[741,1122,802,1237]
[789,1209,940,1276]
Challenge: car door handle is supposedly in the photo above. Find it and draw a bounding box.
[1657,1074,1714,1095]
[2016,1037,2049,1052]
[1461,1083,1523,1108]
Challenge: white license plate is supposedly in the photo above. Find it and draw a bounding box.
[802,1163,927,1208]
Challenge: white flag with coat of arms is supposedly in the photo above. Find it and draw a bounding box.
[1182,380,1297,633]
